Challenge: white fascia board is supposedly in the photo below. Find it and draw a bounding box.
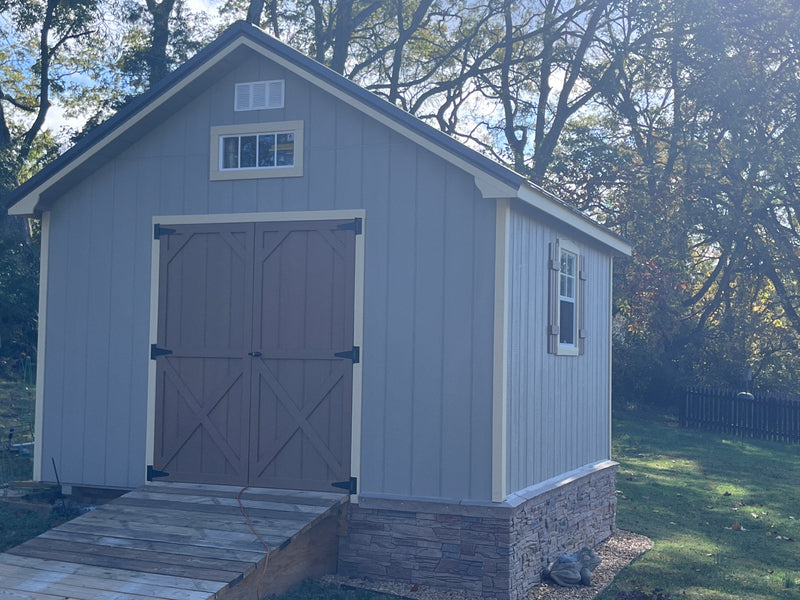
[10,35,515,216]
[516,184,632,256]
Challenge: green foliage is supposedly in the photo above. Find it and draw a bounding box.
[548,0,800,400]
[600,407,800,600]
[0,234,38,379]
[614,590,672,600]
[115,0,212,92]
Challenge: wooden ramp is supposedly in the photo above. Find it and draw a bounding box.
[0,482,347,600]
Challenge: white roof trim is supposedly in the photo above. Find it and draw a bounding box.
[516,184,632,256]
[236,39,519,200]
[10,35,516,217]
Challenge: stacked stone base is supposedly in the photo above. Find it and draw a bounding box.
[338,461,617,600]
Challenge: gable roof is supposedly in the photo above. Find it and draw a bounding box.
[8,20,630,255]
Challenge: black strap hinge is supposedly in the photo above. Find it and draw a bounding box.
[332,476,357,494]
[150,344,173,360]
[334,346,360,364]
[147,465,170,481]
[337,218,362,235]
[154,224,177,239]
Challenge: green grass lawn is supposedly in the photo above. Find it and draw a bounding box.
[600,407,800,600]
[0,379,35,486]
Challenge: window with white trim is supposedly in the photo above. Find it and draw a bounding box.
[559,249,577,347]
[547,239,586,356]
[221,132,295,170]
[210,121,303,180]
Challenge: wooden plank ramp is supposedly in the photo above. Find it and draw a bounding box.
[0,482,348,600]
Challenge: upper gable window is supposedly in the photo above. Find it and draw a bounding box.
[210,121,303,180]
[235,80,284,111]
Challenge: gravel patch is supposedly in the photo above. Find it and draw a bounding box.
[323,530,652,600]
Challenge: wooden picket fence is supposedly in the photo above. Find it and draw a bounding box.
[681,386,800,444]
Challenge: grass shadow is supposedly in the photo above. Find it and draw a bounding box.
[601,407,800,599]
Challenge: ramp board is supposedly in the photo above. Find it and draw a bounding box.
[0,483,347,599]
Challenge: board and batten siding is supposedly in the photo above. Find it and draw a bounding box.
[505,204,613,493]
[37,49,496,500]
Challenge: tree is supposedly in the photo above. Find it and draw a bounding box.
[116,0,211,91]
[1,0,106,376]
[596,0,800,397]
[1,0,102,226]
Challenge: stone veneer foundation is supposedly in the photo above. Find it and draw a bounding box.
[338,460,617,600]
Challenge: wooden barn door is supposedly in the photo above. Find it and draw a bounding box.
[153,219,357,491]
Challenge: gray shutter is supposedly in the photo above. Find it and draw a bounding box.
[578,253,587,355]
[547,240,560,354]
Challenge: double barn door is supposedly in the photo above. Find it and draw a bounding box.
[152,219,357,491]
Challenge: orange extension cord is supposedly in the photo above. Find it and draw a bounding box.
[237,486,271,599]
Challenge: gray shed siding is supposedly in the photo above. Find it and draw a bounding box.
[505,204,612,493]
[38,50,495,500]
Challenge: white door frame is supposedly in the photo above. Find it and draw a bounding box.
[146,209,365,501]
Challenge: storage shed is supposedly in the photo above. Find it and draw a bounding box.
[8,21,631,599]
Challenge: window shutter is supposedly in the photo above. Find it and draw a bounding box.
[578,253,587,355]
[547,240,560,354]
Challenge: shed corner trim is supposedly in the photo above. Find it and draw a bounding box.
[491,198,510,503]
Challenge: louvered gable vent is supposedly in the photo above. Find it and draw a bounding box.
[235,80,284,111]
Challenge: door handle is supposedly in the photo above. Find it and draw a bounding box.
[248,351,262,357]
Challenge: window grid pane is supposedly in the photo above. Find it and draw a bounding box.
[559,249,577,345]
[240,135,257,168]
[276,132,294,166]
[222,137,239,169]
[258,134,275,167]
[221,132,295,170]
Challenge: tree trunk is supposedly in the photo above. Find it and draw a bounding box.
[145,0,178,87]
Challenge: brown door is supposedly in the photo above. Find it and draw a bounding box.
[153,220,357,490]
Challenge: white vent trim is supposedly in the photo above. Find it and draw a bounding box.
[235,80,285,111]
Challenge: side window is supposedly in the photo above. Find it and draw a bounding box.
[210,121,303,180]
[559,249,577,347]
[548,239,586,356]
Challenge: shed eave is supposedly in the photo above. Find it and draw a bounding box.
[8,192,39,217]
[516,184,632,256]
